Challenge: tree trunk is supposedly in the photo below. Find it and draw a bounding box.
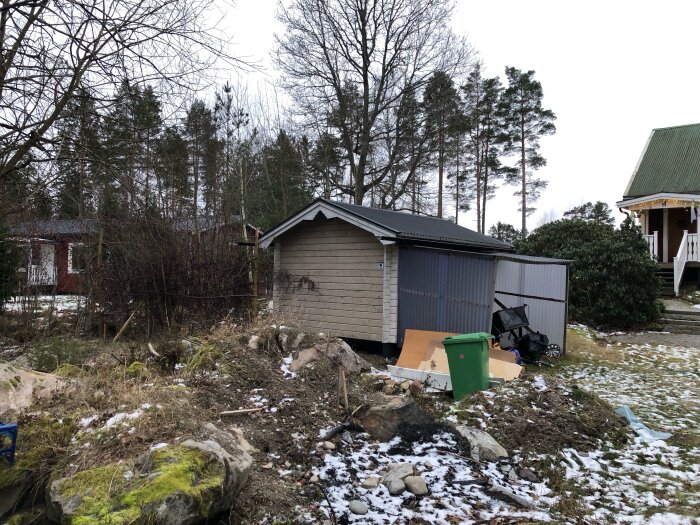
[520,115,527,240]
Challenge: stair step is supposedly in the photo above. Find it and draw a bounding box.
[664,309,700,317]
[660,318,700,326]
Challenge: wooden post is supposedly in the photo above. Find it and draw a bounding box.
[337,368,349,410]
[252,227,259,318]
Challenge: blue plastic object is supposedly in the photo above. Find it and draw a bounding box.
[0,421,18,465]
[615,405,672,443]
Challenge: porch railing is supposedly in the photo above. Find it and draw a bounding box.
[673,231,699,295]
[643,232,657,259]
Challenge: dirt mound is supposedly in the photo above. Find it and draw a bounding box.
[456,373,628,456]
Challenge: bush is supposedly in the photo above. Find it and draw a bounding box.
[517,217,660,329]
[0,227,19,306]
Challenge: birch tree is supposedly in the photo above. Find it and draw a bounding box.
[275,0,472,205]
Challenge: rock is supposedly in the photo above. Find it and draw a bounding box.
[92,390,105,401]
[289,339,370,374]
[323,441,336,450]
[384,478,406,495]
[291,332,306,349]
[518,467,540,483]
[0,475,29,519]
[289,347,320,372]
[340,431,353,445]
[380,463,414,495]
[358,396,431,441]
[423,460,434,469]
[400,380,411,391]
[487,483,534,509]
[361,476,380,489]
[404,475,429,496]
[278,332,289,352]
[382,382,398,395]
[248,335,260,351]
[309,475,319,483]
[262,462,274,469]
[0,363,66,416]
[502,465,519,483]
[455,425,509,462]
[348,500,368,515]
[48,427,253,525]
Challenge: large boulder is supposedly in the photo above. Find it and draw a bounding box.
[289,339,370,374]
[358,395,431,441]
[455,425,508,462]
[0,363,66,417]
[48,427,254,525]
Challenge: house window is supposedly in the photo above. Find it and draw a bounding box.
[67,243,88,274]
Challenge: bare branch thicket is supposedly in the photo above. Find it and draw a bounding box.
[275,0,474,206]
[0,0,245,181]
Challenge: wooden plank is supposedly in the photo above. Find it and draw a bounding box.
[279,294,382,306]
[387,365,452,391]
[280,262,385,272]
[282,304,383,319]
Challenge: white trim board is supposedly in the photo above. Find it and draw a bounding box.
[260,201,395,249]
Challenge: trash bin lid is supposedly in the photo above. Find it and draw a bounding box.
[442,332,493,345]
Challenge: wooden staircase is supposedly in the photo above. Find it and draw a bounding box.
[660,308,700,334]
[657,267,675,297]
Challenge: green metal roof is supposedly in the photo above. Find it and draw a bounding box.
[624,123,700,198]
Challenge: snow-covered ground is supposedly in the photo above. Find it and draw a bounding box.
[3,294,84,315]
[315,432,554,524]
[313,328,700,524]
[558,329,700,523]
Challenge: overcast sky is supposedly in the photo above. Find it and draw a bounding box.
[224,0,700,231]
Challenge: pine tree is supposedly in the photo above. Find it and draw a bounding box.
[423,71,461,219]
[500,67,556,239]
[564,201,614,226]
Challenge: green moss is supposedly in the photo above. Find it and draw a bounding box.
[183,343,222,375]
[54,363,86,379]
[56,446,224,524]
[4,509,45,525]
[0,379,13,392]
[0,415,78,491]
[125,361,148,378]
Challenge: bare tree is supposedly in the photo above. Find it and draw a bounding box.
[275,0,473,205]
[0,0,243,181]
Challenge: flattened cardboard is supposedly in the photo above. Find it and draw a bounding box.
[417,347,450,373]
[396,329,457,369]
[394,329,523,387]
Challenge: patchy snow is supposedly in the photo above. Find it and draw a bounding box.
[79,415,98,428]
[314,432,554,524]
[280,355,297,378]
[556,336,700,522]
[532,375,548,392]
[4,295,83,315]
[150,442,168,450]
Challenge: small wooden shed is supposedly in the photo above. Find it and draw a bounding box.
[261,199,569,352]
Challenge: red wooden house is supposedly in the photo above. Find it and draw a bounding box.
[9,219,98,294]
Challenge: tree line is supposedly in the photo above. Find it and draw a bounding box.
[1,0,556,239]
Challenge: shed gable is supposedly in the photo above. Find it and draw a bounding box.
[275,216,385,341]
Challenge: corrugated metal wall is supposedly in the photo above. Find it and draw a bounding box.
[493,259,568,348]
[397,247,494,345]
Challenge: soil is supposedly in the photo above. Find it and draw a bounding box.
[0,322,389,523]
[455,373,629,458]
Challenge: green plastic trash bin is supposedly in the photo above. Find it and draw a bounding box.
[442,332,493,400]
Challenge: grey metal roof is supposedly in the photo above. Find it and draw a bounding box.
[624,123,700,198]
[9,219,99,237]
[492,252,571,265]
[324,199,513,251]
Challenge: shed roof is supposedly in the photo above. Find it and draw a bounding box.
[624,123,700,198]
[8,219,99,237]
[261,198,513,251]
